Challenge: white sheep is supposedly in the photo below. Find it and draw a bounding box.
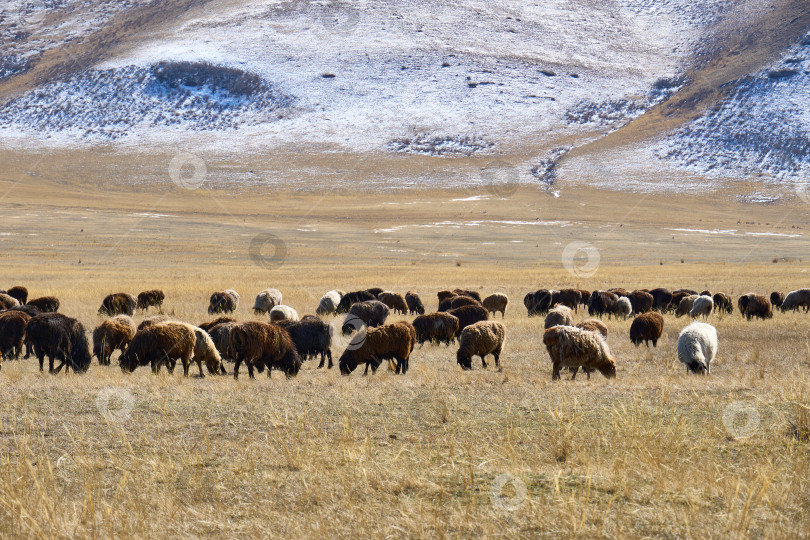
[316,290,342,316]
[781,289,810,312]
[689,295,714,318]
[269,305,300,322]
[677,321,717,374]
[614,296,632,319]
[253,288,283,314]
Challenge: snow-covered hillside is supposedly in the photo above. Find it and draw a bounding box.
[0,0,807,192]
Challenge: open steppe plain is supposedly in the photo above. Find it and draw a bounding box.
[1,153,810,538]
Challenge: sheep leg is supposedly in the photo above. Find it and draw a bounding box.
[481,355,488,369]
[233,358,242,379]
[37,350,45,372]
[570,367,578,380]
[247,362,255,379]
[552,363,561,380]
[493,352,500,368]
[317,353,325,369]
[327,350,333,369]
[196,358,205,378]
[219,363,227,375]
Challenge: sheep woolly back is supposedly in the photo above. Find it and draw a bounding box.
[677,322,717,373]
[543,325,616,377]
[544,305,574,329]
[458,321,505,357]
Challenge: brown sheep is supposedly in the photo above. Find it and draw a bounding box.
[577,289,592,308]
[482,293,509,317]
[99,293,137,316]
[542,325,616,381]
[7,286,28,305]
[338,322,415,375]
[552,289,581,311]
[405,291,425,315]
[437,290,457,302]
[446,305,489,336]
[738,294,773,320]
[575,319,608,338]
[770,291,785,310]
[449,295,482,310]
[208,321,239,365]
[93,315,136,365]
[608,287,629,297]
[198,316,237,333]
[230,321,301,379]
[675,295,699,317]
[587,290,618,317]
[26,296,59,313]
[0,310,31,361]
[713,292,734,314]
[453,289,482,302]
[137,290,165,312]
[544,305,575,329]
[26,313,92,373]
[650,288,673,312]
[120,322,196,375]
[208,290,239,314]
[626,291,654,314]
[176,323,224,376]
[412,312,459,345]
[669,291,691,313]
[629,312,664,347]
[377,292,409,315]
[456,321,506,370]
[366,287,385,297]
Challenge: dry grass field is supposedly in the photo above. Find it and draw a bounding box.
[2,157,810,538]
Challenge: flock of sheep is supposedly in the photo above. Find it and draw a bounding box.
[0,284,805,381]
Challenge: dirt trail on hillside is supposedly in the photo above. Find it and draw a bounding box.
[0,0,214,103]
[560,0,810,165]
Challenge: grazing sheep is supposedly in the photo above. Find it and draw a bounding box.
[253,288,283,315]
[366,287,385,298]
[629,312,664,347]
[770,291,785,310]
[377,292,409,315]
[230,321,301,379]
[7,304,40,317]
[0,293,19,310]
[120,322,196,375]
[449,295,482,310]
[669,292,691,313]
[338,322,415,375]
[26,296,59,313]
[551,289,581,311]
[482,293,509,317]
[437,290,457,302]
[342,300,389,334]
[137,314,170,330]
[689,295,714,318]
[0,311,31,360]
[577,289,592,308]
[713,292,734,314]
[527,289,555,316]
[412,313,459,345]
[613,297,633,319]
[208,321,239,364]
[781,289,810,312]
[650,288,673,312]
[677,322,717,374]
[542,326,616,380]
[675,295,699,318]
[92,315,136,365]
[98,293,137,316]
[626,291,654,314]
[588,291,618,318]
[136,290,165,312]
[198,316,237,333]
[456,321,506,370]
[544,305,575,329]
[576,318,608,338]
[6,286,28,305]
[26,313,92,374]
[269,305,300,322]
[738,293,773,320]
[608,287,629,297]
[277,316,334,369]
[405,291,425,315]
[453,289,482,302]
[181,323,224,376]
[336,290,376,314]
[447,305,489,336]
[208,290,239,314]
[316,290,342,316]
